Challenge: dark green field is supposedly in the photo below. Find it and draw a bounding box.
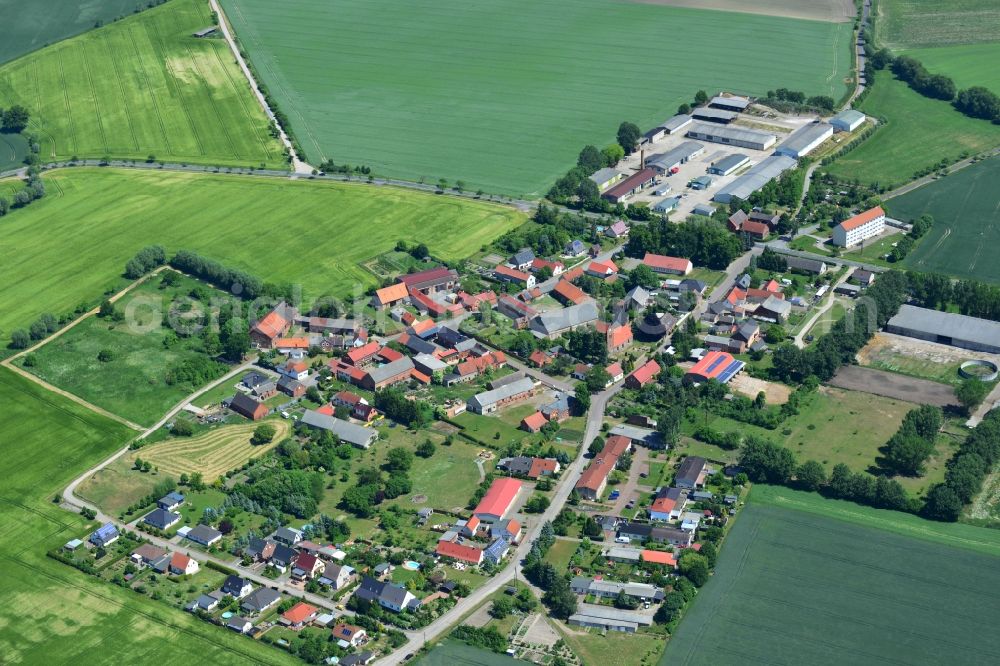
[889,156,1000,284]
[663,485,1000,665]
[220,0,853,196]
[0,0,148,64]
[0,131,29,171]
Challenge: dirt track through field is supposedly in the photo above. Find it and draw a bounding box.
[828,365,957,407]
[627,0,856,22]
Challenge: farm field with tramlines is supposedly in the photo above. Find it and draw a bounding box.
[662,485,1000,665]
[219,0,854,195]
[0,167,524,348]
[0,0,283,168]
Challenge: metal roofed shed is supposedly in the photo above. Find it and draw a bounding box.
[830,109,866,132]
[692,107,738,124]
[689,175,713,190]
[775,122,833,158]
[300,410,379,448]
[653,196,682,213]
[710,94,752,111]
[708,153,750,176]
[644,141,704,174]
[885,305,1000,354]
[590,167,624,190]
[686,123,777,151]
[692,203,716,217]
[712,155,796,204]
[662,113,693,134]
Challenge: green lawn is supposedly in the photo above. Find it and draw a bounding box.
[900,43,1000,94]
[0,367,299,665]
[887,155,1000,283]
[23,271,231,425]
[453,411,534,449]
[559,626,665,666]
[0,0,150,65]
[662,486,1000,665]
[874,0,1000,48]
[219,0,854,196]
[0,0,284,168]
[0,167,524,347]
[415,639,530,666]
[543,538,578,571]
[684,386,948,497]
[388,435,491,513]
[824,71,1000,188]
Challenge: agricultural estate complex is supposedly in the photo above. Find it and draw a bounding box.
[1,1,1000,665]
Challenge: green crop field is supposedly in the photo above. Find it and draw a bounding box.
[0,0,149,65]
[874,0,1000,48]
[0,0,284,168]
[662,485,1000,665]
[219,0,854,196]
[23,272,233,425]
[824,71,1000,187]
[0,167,524,347]
[0,368,298,665]
[0,131,29,171]
[899,43,1000,95]
[887,156,1000,283]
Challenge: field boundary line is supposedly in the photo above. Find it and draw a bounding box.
[141,15,206,157]
[101,31,141,152]
[78,39,111,154]
[125,23,173,156]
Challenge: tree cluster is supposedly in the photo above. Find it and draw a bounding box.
[375,387,433,428]
[771,271,908,383]
[566,327,608,365]
[923,411,1000,521]
[170,249,288,301]
[0,105,29,133]
[881,405,942,476]
[124,245,167,279]
[625,217,742,270]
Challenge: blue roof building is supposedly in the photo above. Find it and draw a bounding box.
[484,537,511,565]
[90,522,119,547]
[157,491,185,510]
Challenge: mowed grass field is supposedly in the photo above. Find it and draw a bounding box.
[0,0,284,168]
[219,0,854,196]
[137,420,291,480]
[824,71,1000,187]
[23,272,231,426]
[0,368,299,665]
[899,42,1000,94]
[662,485,1000,666]
[0,168,524,346]
[874,0,1000,48]
[889,156,1000,283]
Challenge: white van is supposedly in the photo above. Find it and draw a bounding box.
[615,536,631,544]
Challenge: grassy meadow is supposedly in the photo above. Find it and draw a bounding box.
[900,43,1000,95]
[0,0,284,168]
[824,71,1000,187]
[888,156,1000,283]
[0,368,298,665]
[219,0,854,196]
[0,0,149,65]
[0,167,524,347]
[874,0,1000,48]
[662,485,1000,665]
[22,272,232,425]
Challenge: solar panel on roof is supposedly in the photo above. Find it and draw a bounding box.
[706,355,727,374]
[717,360,745,383]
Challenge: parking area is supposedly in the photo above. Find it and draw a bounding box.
[614,110,816,218]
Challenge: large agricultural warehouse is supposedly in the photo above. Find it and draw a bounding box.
[686,124,777,151]
[775,122,833,158]
[885,305,1000,354]
[713,155,796,203]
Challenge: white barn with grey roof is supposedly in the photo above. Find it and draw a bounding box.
[708,153,750,176]
[530,301,599,339]
[300,410,378,448]
[886,305,1000,354]
[830,109,866,132]
[775,122,833,158]
[686,123,777,151]
[713,155,796,203]
[467,376,536,414]
[662,113,693,134]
